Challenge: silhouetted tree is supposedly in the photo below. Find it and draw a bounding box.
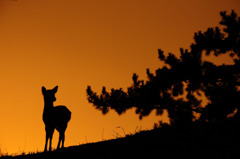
[87,10,240,126]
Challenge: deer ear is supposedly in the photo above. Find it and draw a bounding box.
[53,86,58,93]
[42,86,47,94]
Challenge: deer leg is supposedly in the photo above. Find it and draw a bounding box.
[48,128,54,151]
[57,132,61,149]
[57,125,67,149]
[61,133,65,148]
[44,132,49,152]
[57,131,65,149]
[44,126,51,152]
[61,125,67,148]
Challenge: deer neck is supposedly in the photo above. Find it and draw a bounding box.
[43,101,54,113]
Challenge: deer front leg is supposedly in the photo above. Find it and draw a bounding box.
[45,126,54,151]
[44,133,48,152]
[48,128,54,151]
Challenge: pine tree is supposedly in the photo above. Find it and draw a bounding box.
[87,10,240,126]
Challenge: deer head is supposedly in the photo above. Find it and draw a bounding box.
[42,86,58,104]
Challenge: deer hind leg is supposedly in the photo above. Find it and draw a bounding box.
[61,132,65,148]
[57,125,67,149]
[57,132,65,149]
[57,132,61,149]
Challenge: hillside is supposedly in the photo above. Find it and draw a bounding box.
[1,123,239,159]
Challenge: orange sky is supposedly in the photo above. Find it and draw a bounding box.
[0,0,239,155]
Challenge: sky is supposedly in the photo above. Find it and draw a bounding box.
[0,0,239,155]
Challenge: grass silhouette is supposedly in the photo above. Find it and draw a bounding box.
[1,121,239,159]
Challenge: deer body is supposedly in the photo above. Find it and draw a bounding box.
[42,86,71,152]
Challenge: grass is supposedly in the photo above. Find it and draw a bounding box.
[1,122,240,159]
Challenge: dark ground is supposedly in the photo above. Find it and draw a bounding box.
[1,122,240,159]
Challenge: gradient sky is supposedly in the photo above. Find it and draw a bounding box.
[0,0,239,155]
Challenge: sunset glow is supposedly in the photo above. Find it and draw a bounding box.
[0,0,239,154]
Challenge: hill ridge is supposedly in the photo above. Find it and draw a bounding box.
[1,124,239,159]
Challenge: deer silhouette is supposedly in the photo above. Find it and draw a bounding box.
[42,86,71,152]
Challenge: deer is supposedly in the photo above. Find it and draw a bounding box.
[41,86,71,152]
